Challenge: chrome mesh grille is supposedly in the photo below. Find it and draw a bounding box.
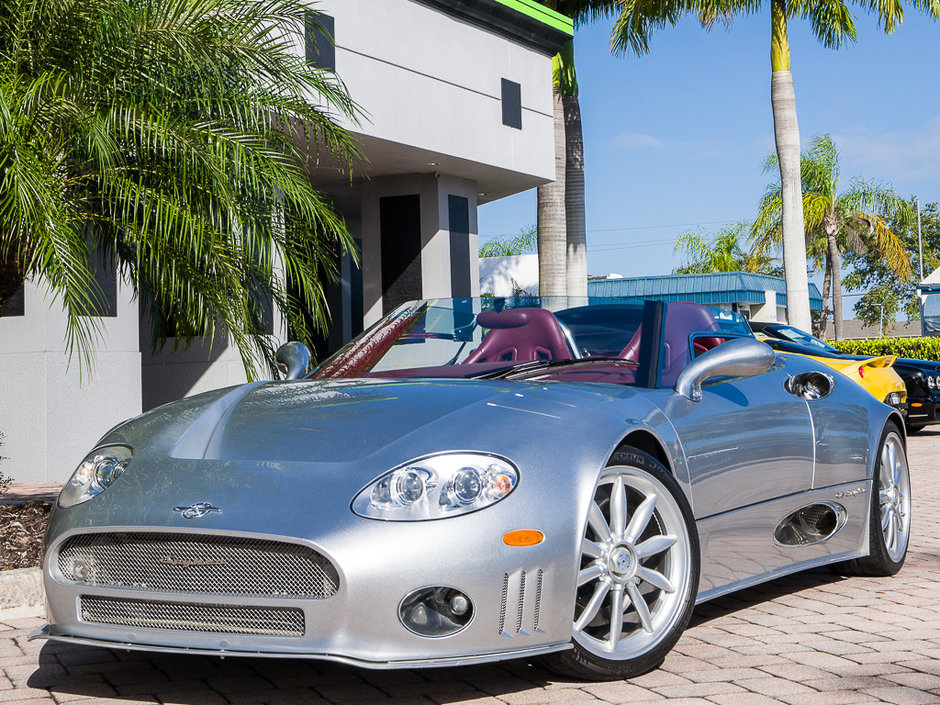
[58,533,339,599]
[80,596,304,637]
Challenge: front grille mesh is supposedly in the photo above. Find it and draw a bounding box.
[58,533,338,599]
[80,596,304,637]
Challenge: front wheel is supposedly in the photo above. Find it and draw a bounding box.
[544,448,699,680]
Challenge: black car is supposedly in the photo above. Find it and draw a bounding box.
[749,322,940,433]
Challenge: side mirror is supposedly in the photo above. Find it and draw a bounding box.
[276,342,313,380]
[674,337,775,402]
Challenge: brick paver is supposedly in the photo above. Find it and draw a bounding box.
[2,430,939,705]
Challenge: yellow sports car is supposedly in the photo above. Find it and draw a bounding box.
[750,327,906,413]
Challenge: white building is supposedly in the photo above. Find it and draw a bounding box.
[0,0,573,483]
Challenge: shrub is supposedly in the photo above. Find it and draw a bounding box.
[828,337,940,362]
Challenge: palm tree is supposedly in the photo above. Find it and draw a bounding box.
[674,222,777,275]
[0,0,359,373]
[607,0,937,333]
[752,135,913,340]
[535,2,617,297]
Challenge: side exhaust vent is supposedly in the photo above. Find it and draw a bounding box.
[774,502,847,546]
[498,568,546,637]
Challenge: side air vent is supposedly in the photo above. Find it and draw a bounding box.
[498,568,545,637]
[774,502,847,546]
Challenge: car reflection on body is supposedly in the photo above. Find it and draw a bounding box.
[33,298,911,680]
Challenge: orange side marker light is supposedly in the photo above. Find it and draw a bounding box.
[503,530,544,547]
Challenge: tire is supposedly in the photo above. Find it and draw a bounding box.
[840,424,911,577]
[905,423,923,435]
[543,448,699,680]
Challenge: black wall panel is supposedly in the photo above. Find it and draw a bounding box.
[448,195,471,298]
[381,195,423,315]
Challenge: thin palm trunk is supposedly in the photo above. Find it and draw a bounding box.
[538,86,567,297]
[771,0,811,331]
[564,93,587,297]
[826,232,844,340]
[818,259,832,338]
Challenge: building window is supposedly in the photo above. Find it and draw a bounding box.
[501,79,522,130]
[305,12,335,71]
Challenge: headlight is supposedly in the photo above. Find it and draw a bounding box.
[352,453,518,521]
[931,375,940,390]
[885,392,904,407]
[58,445,133,508]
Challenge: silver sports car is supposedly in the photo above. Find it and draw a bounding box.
[32,297,911,680]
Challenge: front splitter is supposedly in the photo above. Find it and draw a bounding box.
[28,624,572,669]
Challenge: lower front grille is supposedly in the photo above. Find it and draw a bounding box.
[80,596,304,637]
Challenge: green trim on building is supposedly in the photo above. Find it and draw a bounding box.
[492,0,574,35]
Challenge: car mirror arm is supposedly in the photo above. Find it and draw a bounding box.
[674,338,776,402]
[276,342,314,380]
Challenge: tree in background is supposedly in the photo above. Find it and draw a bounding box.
[845,200,940,331]
[752,135,911,339]
[0,0,358,373]
[674,222,777,275]
[606,1,937,334]
[479,226,538,258]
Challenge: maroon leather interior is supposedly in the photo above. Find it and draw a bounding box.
[463,308,574,364]
[661,302,722,383]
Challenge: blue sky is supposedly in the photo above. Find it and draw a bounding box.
[479,7,940,291]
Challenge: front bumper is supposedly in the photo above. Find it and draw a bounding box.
[36,505,582,666]
[906,396,940,428]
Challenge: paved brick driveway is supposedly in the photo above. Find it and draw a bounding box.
[3,431,939,705]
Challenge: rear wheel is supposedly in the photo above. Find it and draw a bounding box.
[841,425,911,576]
[544,448,699,680]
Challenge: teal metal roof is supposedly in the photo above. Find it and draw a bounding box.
[588,272,823,311]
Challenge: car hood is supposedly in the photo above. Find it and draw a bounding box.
[107,377,645,467]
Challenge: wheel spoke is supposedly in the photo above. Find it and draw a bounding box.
[635,534,677,559]
[607,586,624,649]
[884,508,896,550]
[578,563,606,586]
[588,501,612,543]
[636,565,675,593]
[581,538,604,559]
[625,494,657,543]
[574,581,610,631]
[881,506,891,531]
[610,476,627,538]
[626,581,653,633]
[879,489,891,505]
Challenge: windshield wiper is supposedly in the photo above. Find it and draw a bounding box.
[466,357,637,380]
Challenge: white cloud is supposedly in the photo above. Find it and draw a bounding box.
[614,133,665,150]
[834,116,940,184]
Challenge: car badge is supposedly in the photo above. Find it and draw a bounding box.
[158,555,226,569]
[173,502,222,519]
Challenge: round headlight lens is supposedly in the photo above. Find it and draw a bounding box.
[452,467,483,504]
[354,453,518,521]
[58,445,133,508]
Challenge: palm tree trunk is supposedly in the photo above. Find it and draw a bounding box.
[827,233,843,340]
[563,93,586,297]
[819,258,832,339]
[537,84,567,298]
[770,0,811,332]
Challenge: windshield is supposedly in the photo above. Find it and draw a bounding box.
[310,297,745,388]
[311,297,647,385]
[763,324,837,353]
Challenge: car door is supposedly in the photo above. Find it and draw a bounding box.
[667,356,816,520]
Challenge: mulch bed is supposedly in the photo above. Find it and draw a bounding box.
[0,502,51,571]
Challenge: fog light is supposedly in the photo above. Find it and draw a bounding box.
[399,587,473,637]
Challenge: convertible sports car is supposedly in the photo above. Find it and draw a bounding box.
[33,298,911,680]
